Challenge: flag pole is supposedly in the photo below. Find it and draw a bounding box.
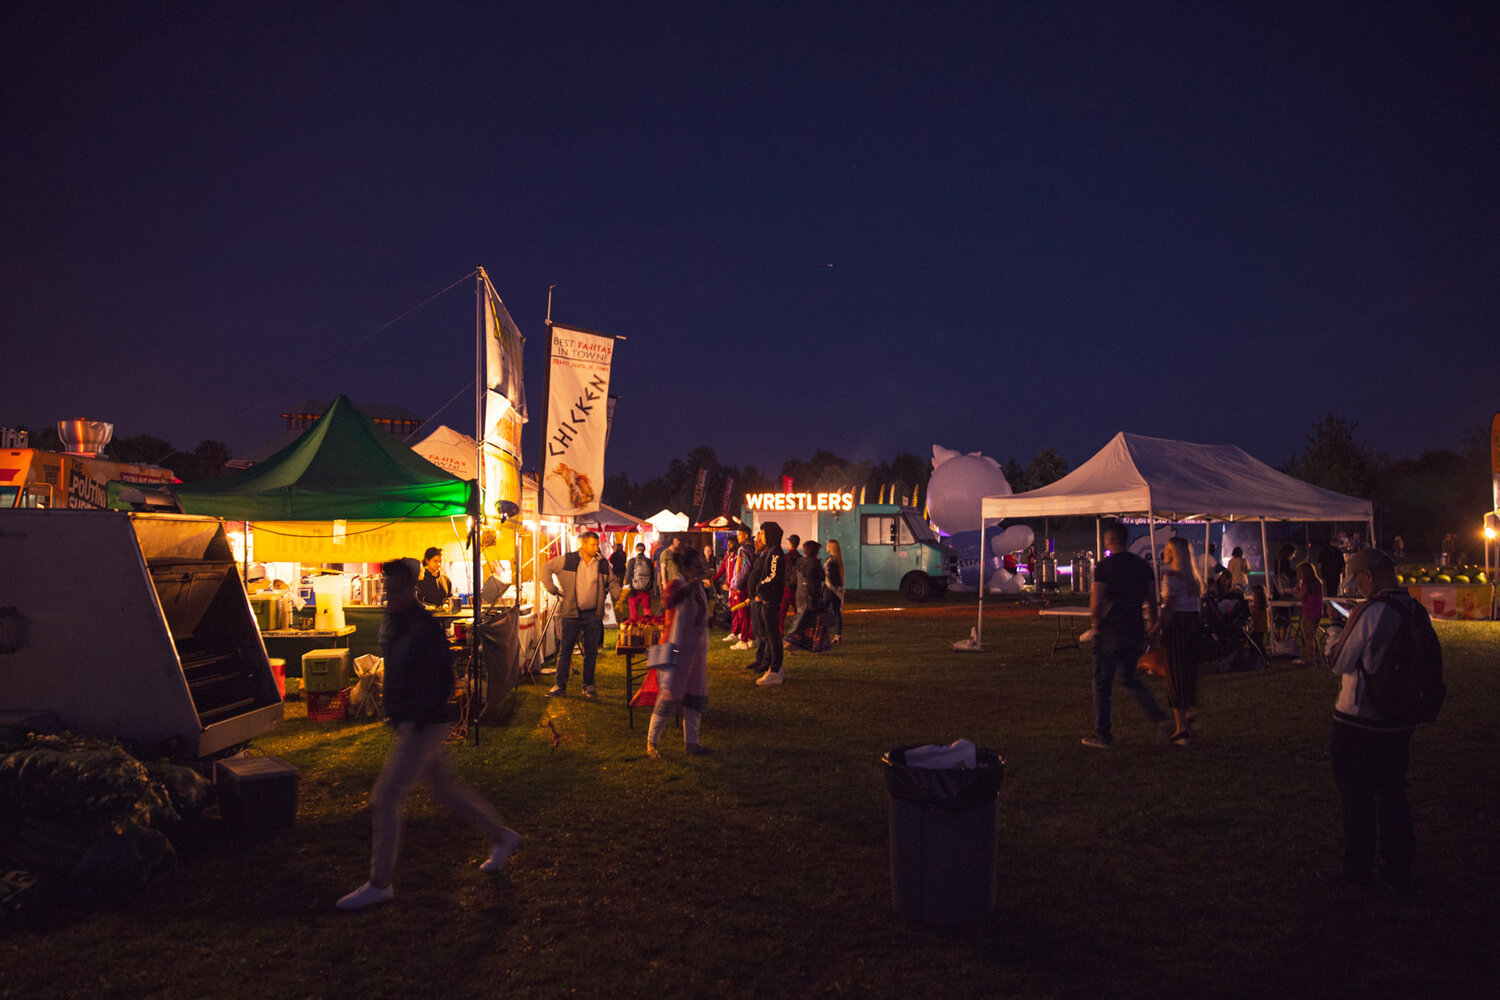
[538,285,554,520]
[472,266,485,744]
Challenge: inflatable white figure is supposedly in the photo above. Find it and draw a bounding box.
[987,524,1036,593]
[927,445,1011,536]
[928,445,1035,592]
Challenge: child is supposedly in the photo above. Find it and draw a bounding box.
[1248,584,1270,657]
[1294,562,1323,665]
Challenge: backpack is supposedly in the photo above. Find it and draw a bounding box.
[1359,592,1446,724]
[631,555,654,591]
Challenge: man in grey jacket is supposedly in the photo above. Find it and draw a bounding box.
[1321,547,1426,894]
[542,531,615,699]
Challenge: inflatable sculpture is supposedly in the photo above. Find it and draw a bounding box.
[927,445,1034,592]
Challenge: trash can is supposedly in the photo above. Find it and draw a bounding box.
[881,744,1005,924]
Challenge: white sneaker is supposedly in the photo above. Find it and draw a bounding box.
[722,634,739,642]
[336,881,394,910]
[479,828,522,872]
[731,641,750,650]
[755,669,784,686]
[746,639,757,649]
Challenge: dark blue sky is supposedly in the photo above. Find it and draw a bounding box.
[5,2,1497,483]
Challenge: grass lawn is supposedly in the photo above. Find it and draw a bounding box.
[3,595,1497,999]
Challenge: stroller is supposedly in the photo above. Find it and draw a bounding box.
[1201,589,1265,672]
[709,588,732,632]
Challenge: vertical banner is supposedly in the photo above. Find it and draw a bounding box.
[721,475,735,515]
[482,279,527,522]
[542,323,614,516]
[782,475,794,493]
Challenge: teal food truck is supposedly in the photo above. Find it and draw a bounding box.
[743,493,956,601]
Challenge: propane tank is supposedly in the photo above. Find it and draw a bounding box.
[1040,549,1058,591]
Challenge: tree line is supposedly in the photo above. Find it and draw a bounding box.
[1284,414,1491,558]
[19,425,233,483]
[20,414,1488,556]
[601,446,1073,522]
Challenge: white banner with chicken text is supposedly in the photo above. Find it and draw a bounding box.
[541,324,614,516]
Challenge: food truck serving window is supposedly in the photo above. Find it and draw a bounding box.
[863,514,916,546]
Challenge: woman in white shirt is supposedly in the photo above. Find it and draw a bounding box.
[1158,538,1205,745]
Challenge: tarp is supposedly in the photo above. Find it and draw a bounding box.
[412,424,479,481]
[172,395,475,522]
[646,509,690,531]
[573,502,649,532]
[980,432,1373,524]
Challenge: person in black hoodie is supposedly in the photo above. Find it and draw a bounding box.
[748,521,787,685]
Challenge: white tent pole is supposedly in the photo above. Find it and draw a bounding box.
[976,514,985,650]
[1260,518,1270,594]
[1204,521,1211,582]
[1149,510,1160,596]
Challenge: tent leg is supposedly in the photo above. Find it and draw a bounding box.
[976,517,985,650]
[1260,519,1270,594]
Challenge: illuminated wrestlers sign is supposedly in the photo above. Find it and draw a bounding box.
[744,491,855,512]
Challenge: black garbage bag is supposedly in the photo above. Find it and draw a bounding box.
[881,744,1005,811]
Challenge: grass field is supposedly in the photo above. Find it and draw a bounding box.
[3,595,1497,1000]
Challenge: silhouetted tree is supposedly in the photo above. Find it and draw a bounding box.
[1285,414,1382,499]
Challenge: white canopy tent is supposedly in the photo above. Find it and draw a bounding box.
[973,432,1374,648]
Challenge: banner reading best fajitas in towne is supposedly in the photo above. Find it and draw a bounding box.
[541,323,615,517]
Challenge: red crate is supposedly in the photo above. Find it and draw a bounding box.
[306,687,350,722]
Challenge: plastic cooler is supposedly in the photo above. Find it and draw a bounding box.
[302,648,351,692]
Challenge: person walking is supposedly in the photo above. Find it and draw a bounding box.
[336,558,520,911]
[1159,537,1205,744]
[541,531,615,699]
[1082,522,1169,748]
[1321,548,1429,894]
[647,546,713,758]
[823,538,846,645]
[784,539,826,650]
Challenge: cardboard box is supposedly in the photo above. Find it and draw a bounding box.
[215,754,298,831]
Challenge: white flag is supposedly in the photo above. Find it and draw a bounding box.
[542,323,614,516]
[484,286,527,447]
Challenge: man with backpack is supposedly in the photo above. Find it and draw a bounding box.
[1322,547,1445,895]
[626,543,655,620]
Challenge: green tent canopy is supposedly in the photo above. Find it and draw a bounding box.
[173,395,476,521]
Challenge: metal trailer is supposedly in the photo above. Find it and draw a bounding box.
[0,509,282,757]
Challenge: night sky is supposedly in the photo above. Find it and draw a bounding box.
[5,2,1497,485]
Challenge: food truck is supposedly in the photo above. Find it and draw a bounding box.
[743,491,957,600]
[0,423,176,510]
